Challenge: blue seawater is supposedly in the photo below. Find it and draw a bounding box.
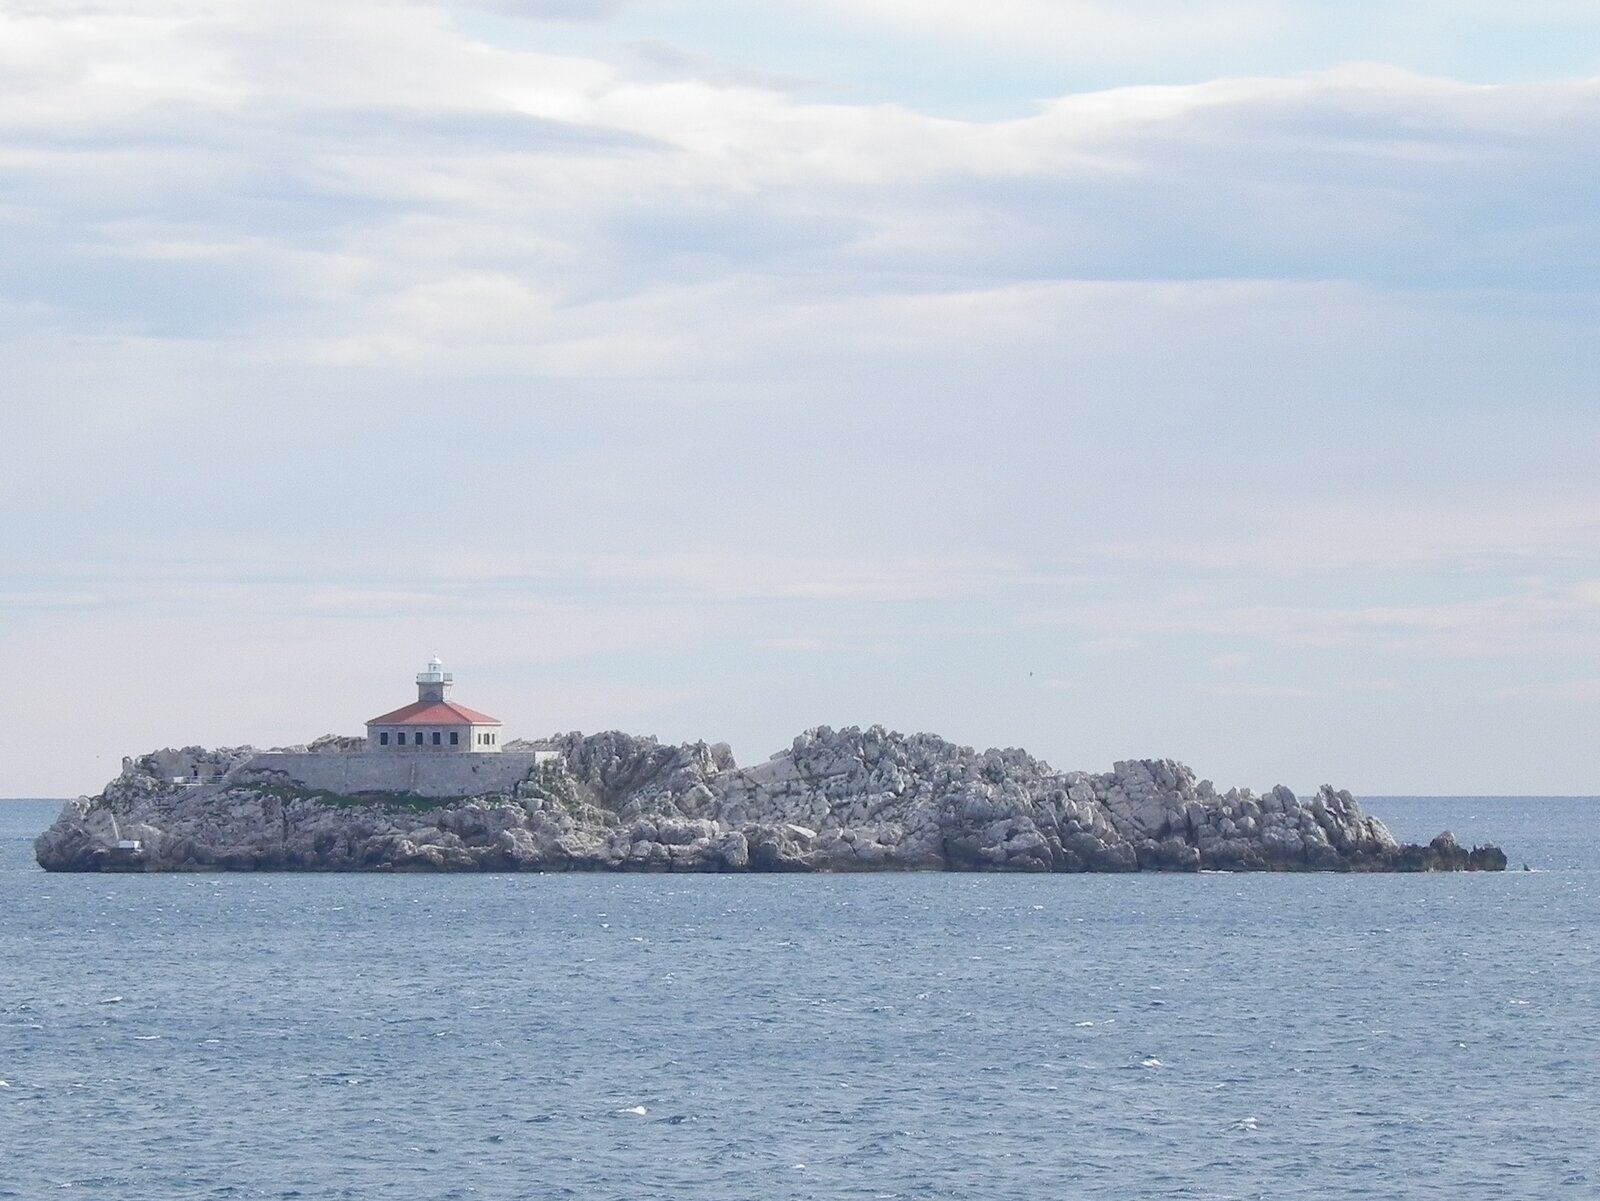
[2,796,1596,1200]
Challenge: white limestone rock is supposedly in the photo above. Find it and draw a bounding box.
[34,726,1504,874]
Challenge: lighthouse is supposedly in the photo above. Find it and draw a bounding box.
[416,655,452,703]
[365,657,504,753]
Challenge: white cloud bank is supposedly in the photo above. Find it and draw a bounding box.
[3,4,1598,355]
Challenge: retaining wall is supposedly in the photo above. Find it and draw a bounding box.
[234,751,557,798]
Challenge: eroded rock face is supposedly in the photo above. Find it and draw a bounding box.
[34,727,1507,874]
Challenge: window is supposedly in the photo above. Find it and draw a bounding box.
[432,731,441,746]
[450,732,459,746]
[379,732,389,746]
[414,732,423,745]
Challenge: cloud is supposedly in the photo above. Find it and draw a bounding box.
[4,0,1600,365]
[1037,581,1600,660]
[1196,682,1319,699]
[0,549,1021,621]
[1082,637,1140,654]
[622,39,821,94]
[459,0,631,19]
[755,636,833,652]
[803,0,1286,62]
[794,0,1600,84]
[1489,679,1600,702]
[1085,491,1600,576]
[1194,679,1394,699]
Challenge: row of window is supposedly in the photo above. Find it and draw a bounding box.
[378,730,456,746]
[376,730,499,746]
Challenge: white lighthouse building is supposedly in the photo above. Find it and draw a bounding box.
[366,657,503,752]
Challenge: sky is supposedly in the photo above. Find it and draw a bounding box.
[3,0,1598,797]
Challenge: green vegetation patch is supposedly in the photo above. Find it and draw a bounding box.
[250,783,467,812]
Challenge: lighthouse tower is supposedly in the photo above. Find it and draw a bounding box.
[416,655,452,703]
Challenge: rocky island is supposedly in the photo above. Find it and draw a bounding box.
[35,725,1506,873]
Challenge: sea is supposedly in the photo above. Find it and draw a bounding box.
[1,796,1595,1200]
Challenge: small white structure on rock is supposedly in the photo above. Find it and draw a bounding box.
[366,657,503,753]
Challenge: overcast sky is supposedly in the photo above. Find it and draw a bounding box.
[3,0,1598,796]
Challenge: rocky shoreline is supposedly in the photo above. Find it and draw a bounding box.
[34,726,1507,873]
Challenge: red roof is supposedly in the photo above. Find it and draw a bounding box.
[366,700,501,727]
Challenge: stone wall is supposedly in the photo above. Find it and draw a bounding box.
[233,750,555,798]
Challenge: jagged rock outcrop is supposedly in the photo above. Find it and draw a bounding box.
[34,726,1507,873]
